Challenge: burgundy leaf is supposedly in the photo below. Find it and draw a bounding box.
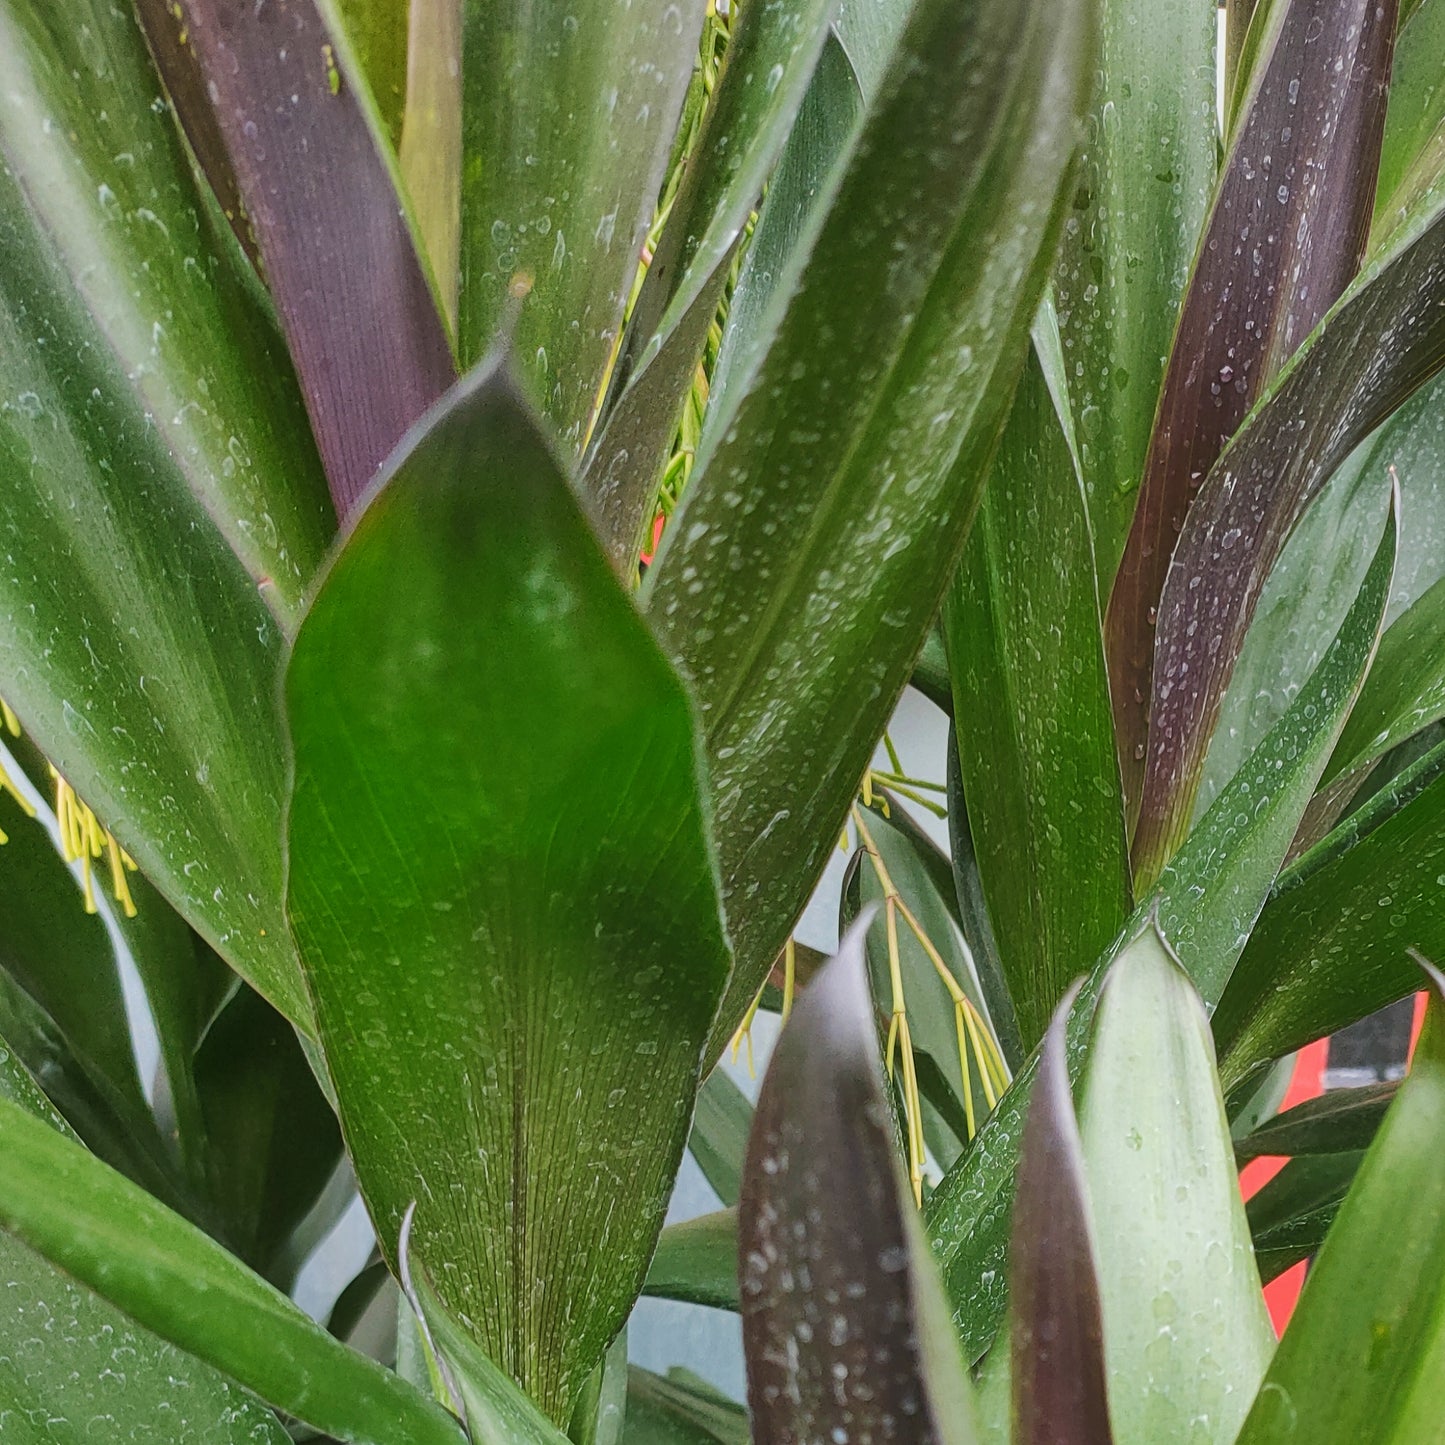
[1106,0,1398,822]
[135,0,457,520]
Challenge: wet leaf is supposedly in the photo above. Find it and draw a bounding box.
[458,0,703,451]
[1374,0,1445,238]
[1235,1080,1398,1161]
[1077,931,1273,1445]
[945,347,1130,1051]
[740,919,985,1445]
[1051,0,1218,588]
[1010,985,1112,1445]
[286,358,730,1421]
[1109,0,1399,832]
[1246,1151,1366,1282]
[1234,963,1445,1443]
[135,0,457,520]
[646,0,1097,1060]
[0,0,323,1025]
[0,1088,464,1445]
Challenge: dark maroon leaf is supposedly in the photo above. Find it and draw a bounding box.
[135,0,456,520]
[1106,0,1399,823]
[1009,983,1113,1445]
[739,916,983,1445]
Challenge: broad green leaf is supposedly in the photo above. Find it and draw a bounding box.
[1130,163,1445,885]
[135,0,456,520]
[703,31,861,443]
[643,1209,739,1312]
[946,349,1130,1051]
[286,359,730,1421]
[739,921,984,1445]
[1010,987,1113,1445]
[0,1092,463,1445]
[1375,0,1445,233]
[1051,0,1217,589]
[926,507,1396,1362]
[1235,1080,1398,1161]
[1244,1151,1364,1283]
[1110,0,1399,835]
[689,1071,751,1208]
[624,1368,750,1445]
[0,0,321,1025]
[1234,966,1445,1444]
[332,0,410,144]
[831,0,911,102]
[585,0,838,564]
[1215,735,1445,1090]
[646,0,1098,1060]
[1077,931,1273,1445]
[458,0,704,450]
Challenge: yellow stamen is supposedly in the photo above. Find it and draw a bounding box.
[50,766,139,916]
[729,982,765,1078]
[1,697,20,737]
[781,937,796,1022]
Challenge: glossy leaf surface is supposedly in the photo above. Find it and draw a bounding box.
[1235,1080,1397,1161]
[689,1070,751,1208]
[1375,0,1445,231]
[1052,0,1218,588]
[1010,988,1113,1445]
[1110,0,1399,828]
[0,0,319,1024]
[585,0,837,562]
[1078,931,1273,1445]
[927,510,1395,1361]
[1235,966,1445,1444]
[1216,735,1445,1089]
[946,349,1130,1050]
[1245,1151,1364,1282]
[643,1209,739,1312]
[0,1091,462,1445]
[458,0,703,450]
[287,360,729,1421]
[739,921,984,1445]
[135,0,456,520]
[647,0,1097,1058]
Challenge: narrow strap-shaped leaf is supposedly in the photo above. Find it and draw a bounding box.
[1010,985,1113,1445]
[0,1093,465,1445]
[1129,160,1445,885]
[626,1367,751,1445]
[642,1208,739,1312]
[1374,0,1445,238]
[331,0,410,144]
[458,0,705,450]
[689,1070,752,1208]
[1051,0,1218,588]
[945,347,1130,1052]
[286,357,730,1421]
[1077,930,1273,1445]
[584,0,838,564]
[1244,1150,1364,1283]
[1216,734,1445,1091]
[926,504,1395,1363]
[740,919,985,1445]
[1108,0,1399,825]
[1234,963,1445,1444]
[645,0,1097,1061]
[135,0,457,520]
[0,0,320,1025]
[1235,1080,1398,1161]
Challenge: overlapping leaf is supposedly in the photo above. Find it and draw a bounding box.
[286,359,730,1421]
[646,0,1098,1059]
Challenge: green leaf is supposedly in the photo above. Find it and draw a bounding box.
[1110,0,1400,839]
[1235,1080,1398,1161]
[689,1071,752,1208]
[585,0,839,563]
[1215,735,1445,1090]
[1077,930,1273,1445]
[832,0,912,103]
[1234,964,1445,1444]
[0,0,322,1025]
[1244,1151,1365,1283]
[926,503,1397,1362]
[458,0,704,449]
[0,1091,464,1445]
[624,1368,750,1445]
[1375,0,1445,235]
[739,920,985,1445]
[945,347,1130,1051]
[286,358,730,1422]
[643,1209,739,1312]
[331,0,410,145]
[135,0,456,520]
[1009,986,1113,1445]
[1051,0,1218,589]
[645,0,1098,1059]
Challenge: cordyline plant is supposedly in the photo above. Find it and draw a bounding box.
[3,0,1445,1439]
